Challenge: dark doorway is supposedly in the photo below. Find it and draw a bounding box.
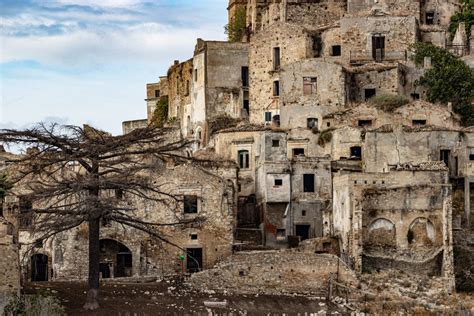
[99,239,133,278]
[364,88,376,100]
[99,263,111,279]
[440,149,450,167]
[372,35,385,61]
[31,254,49,281]
[303,174,315,192]
[295,225,311,241]
[186,248,203,273]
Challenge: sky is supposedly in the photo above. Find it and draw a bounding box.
[0,0,228,135]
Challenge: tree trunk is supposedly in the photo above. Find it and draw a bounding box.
[83,217,100,310]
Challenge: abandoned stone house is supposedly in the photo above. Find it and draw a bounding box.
[2,0,474,291]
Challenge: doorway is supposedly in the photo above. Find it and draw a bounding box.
[372,35,385,61]
[186,248,203,273]
[31,254,49,281]
[99,239,133,278]
[295,224,311,241]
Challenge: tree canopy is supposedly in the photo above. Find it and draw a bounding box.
[411,42,474,126]
[0,123,199,310]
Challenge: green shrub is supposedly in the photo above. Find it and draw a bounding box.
[318,129,334,146]
[225,7,247,42]
[410,42,474,126]
[369,94,409,112]
[152,96,169,127]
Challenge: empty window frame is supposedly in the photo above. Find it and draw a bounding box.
[469,154,474,161]
[19,197,33,229]
[350,146,362,160]
[272,139,280,147]
[293,148,305,157]
[307,117,318,129]
[440,149,450,166]
[184,195,198,214]
[264,111,272,122]
[303,77,317,95]
[194,69,198,81]
[273,114,281,127]
[412,119,427,126]
[238,150,250,169]
[273,80,280,97]
[273,47,281,70]
[274,179,283,186]
[358,119,372,127]
[331,45,341,56]
[312,34,322,57]
[241,66,249,87]
[303,174,315,192]
[426,12,435,25]
[364,88,376,100]
[411,93,420,100]
[372,35,385,61]
[190,234,198,240]
[154,90,160,98]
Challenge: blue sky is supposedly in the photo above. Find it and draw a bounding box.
[0,0,227,135]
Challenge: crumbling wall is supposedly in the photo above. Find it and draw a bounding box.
[347,0,420,17]
[0,219,20,312]
[285,1,346,31]
[189,250,358,295]
[167,59,193,130]
[249,22,309,124]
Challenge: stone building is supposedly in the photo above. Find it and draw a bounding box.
[6,0,474,292]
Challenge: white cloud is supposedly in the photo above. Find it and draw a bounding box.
[41,0,147,9]
[1,21,224,67]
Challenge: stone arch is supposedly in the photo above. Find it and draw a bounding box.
[366,218,396,248]
[99,239,133,278]
[407,217,435,247]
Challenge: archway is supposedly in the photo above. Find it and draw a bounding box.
[407,218,435,247]
[31,254,49,281]
[99,239,132,278]
[366,218,396,248]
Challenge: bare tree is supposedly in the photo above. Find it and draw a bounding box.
[0,123,200,310]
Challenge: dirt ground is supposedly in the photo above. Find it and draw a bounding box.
[24,279,345,316]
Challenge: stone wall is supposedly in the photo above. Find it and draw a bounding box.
[189,250,358,295]
[0,219,20,312]
[18,161,238,281]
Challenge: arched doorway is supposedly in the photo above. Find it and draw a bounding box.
[31,254,49,281]
[99,239,132,278]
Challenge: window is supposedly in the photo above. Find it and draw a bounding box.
[412,119,427,126]
[190,234,198,240]
[276,229,286,240]
[272,139,280,147]
[358,119,372,127]
[350,146,362,160]
[194,69,198,81]
[411,93,420,100]
[303,77,317,95]
[155,90,160,98]
[274,179,283,186]
[372,35,385,61]
[241,66,249,87]
[327,122,331,127]
[264,112,272,122]
[303,174,315,192]
[184,195,198,214]
[312,35,321,57]
[307,117,318,129]
[426,12,435,25]
[185,80,190,96]
[469,154,474,161]
[273,114,280,127]
[273,47,281,70]
[115,189,124,199]
[19,197,33,229]
[331,45,341,56]
[364,89,376,100]
[238,150,250,169]
[440,150,450,166]
[293,148,305,157]
[302,210,307,216]
[273,80,280,97]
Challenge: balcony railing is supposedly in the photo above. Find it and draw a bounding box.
[446,44,470,57]
[350,50,407,65]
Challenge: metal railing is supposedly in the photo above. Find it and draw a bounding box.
[446,44,470,57]
[350,50,407,64]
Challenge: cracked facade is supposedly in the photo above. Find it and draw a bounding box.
[2,0,474,296]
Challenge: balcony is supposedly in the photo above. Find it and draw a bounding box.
[350,50,407,65]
